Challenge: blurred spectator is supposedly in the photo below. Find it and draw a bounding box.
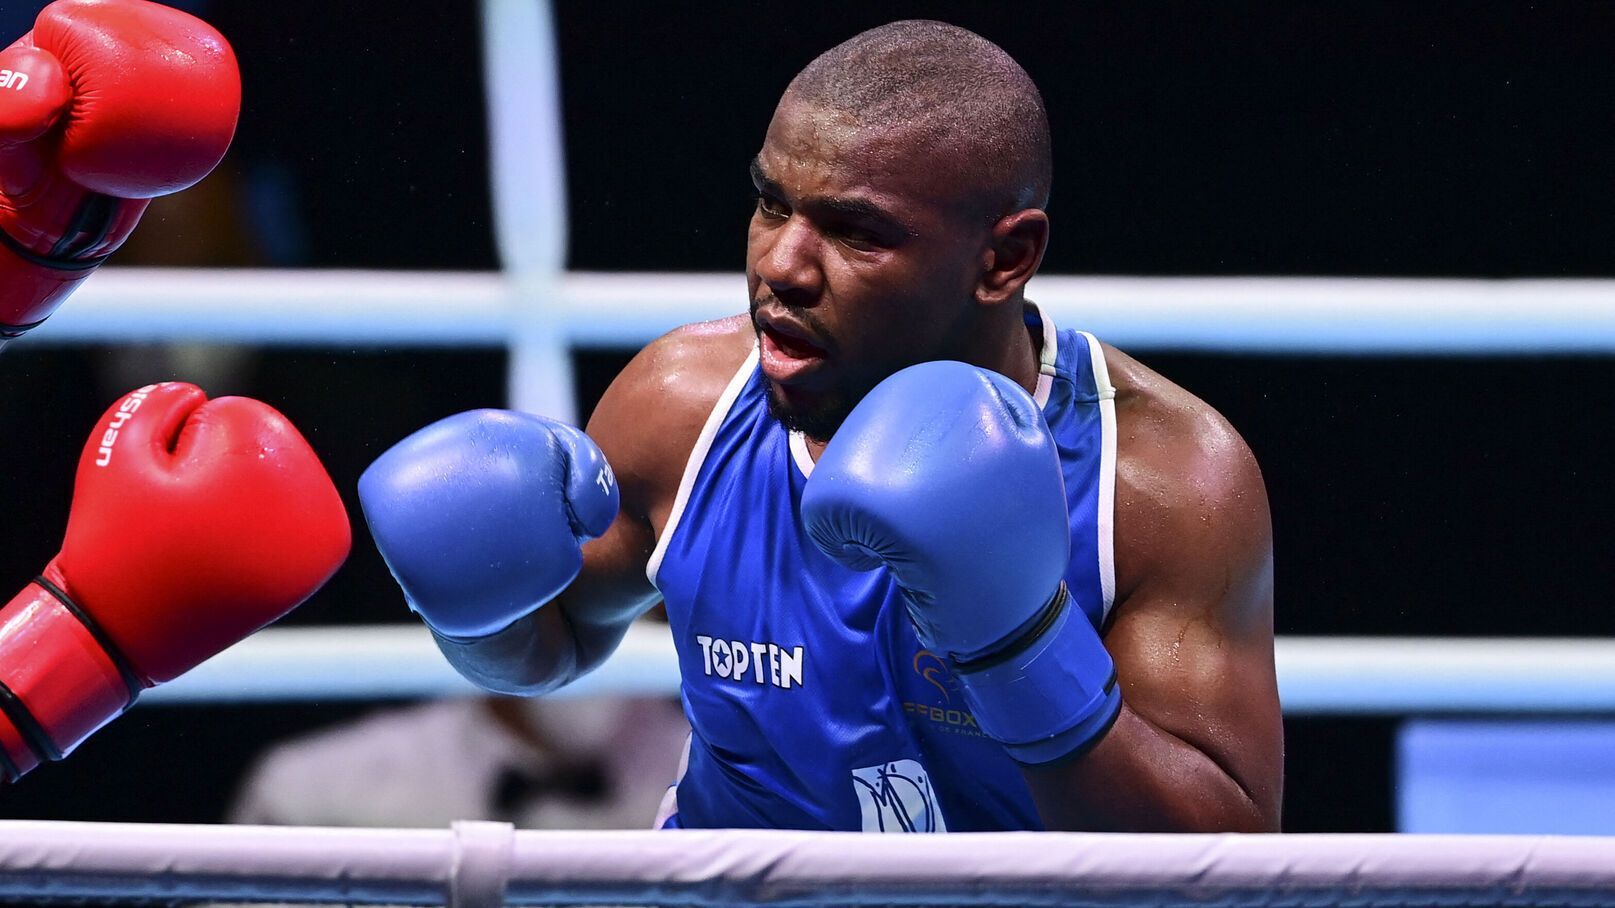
[229,694,688,829]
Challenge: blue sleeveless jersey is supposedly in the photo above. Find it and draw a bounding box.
[646,308,1117,832]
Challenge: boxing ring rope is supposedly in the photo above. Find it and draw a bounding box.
[2,820,1614,906]
[138,623,1615,714]
[31,268,1615,353]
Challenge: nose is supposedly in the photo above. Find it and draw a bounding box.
[751,216,822,306]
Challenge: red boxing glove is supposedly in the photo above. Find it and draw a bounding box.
[0,384,351,780]
[0,0,240,343]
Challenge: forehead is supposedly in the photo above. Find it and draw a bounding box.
[756,94,949,210]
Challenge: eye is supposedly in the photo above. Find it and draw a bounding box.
[833,226,881,251]
[755,194,789,220]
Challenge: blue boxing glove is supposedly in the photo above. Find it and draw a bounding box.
[358,410,618,639]
[802,362,1121,765]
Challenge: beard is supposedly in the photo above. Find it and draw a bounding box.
[750,294,858,442]
[764,381,857,444]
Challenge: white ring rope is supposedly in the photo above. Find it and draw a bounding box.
[0,821,1611,906]
[143,624,682,705]
[141,624,1615,715]
[32,269,1615,353]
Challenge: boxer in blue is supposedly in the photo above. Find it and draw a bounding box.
[360,20,1282,832]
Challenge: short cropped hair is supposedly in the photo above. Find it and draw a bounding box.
[786,20,1053,216]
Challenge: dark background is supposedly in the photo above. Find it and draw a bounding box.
[0,0,1611,832]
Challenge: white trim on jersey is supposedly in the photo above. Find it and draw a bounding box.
[1078,330,1120,622]
[1032,303,1059,408]
[646,344,761,586]
[788,430,816,479]
[652,732,692,829]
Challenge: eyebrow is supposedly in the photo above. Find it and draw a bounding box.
[749,157,775,193]
[749,157,913,235]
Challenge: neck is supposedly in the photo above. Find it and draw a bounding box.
[959,297,1041,399]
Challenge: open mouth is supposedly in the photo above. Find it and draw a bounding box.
[762,324,825,359]
[758,322,829,383]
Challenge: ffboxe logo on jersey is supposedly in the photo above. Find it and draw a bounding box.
[904,649,987,739]
[913,649,958,702]
[95,384,157,467]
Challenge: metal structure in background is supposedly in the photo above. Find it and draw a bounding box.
[480,0,574,422]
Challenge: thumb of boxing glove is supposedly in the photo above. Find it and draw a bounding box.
[0,44,71,147]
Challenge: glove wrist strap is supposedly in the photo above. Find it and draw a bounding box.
[0,191,147,335]
[0,224,112,272]
[0,579,143,780]
[0,233,101,335]
[951,583,1124,766]
[949,583,1073,672]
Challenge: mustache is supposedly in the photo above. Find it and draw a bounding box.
[750,294,836,353]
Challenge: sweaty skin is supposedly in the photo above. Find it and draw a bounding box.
[434,92,1282,832]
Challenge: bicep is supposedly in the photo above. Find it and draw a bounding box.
[545,317,749,678]
[545,374,677,668]
[1104,452,1282,814]
[1105,577,1279,789]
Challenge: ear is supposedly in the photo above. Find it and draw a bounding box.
[976,208,1049,307]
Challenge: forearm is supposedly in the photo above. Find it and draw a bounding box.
[430,610,568,696]
[1020,705,1279,832]
[430,593,643,696]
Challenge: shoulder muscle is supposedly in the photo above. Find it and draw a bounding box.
[587,314,755,527]
[1104,343,1273,630]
